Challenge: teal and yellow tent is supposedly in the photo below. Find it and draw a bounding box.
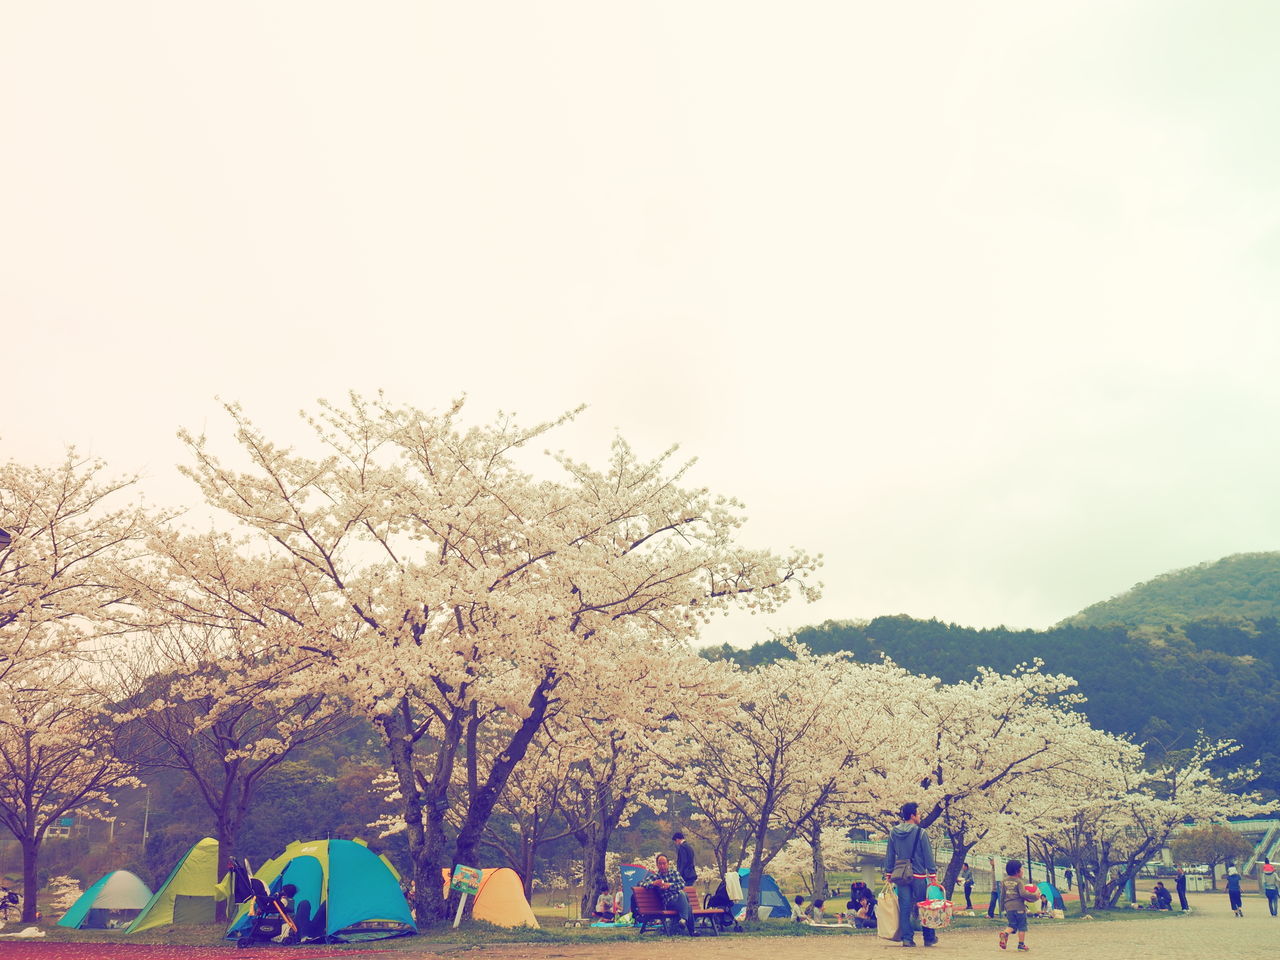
[226,838,415,943]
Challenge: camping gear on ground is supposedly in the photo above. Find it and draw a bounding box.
[126,837,229,933]
[227,838,415,944]
[917,896,953,929]
[877,883,900,941]
[58,870,152,929]
[889,830,922,885]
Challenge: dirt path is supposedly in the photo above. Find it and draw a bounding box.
[429,891,1276,960]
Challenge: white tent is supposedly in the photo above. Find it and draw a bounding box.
[58,871,153,929]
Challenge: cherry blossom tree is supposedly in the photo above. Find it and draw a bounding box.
[0,454,148,920]
[108,618,348,886]
[0,665,138,920]
[552,648,735,916]
[0,453,148,683]
[891,666,1105,895]
[1037,736,1268,911]
[667,647,904,916]
[163,395,820,923]
[769,824,858,896]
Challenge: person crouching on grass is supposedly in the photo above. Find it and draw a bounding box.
[999,860,1040,952]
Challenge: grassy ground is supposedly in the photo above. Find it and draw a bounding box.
[12,904,1187,952]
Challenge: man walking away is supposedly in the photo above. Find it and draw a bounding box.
[1063,868,1072,892]
[883,801,938,948]
[673,832,698,888]
[1264,862,1279,917]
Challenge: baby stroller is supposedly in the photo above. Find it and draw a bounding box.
[704,882,743,932]
[229,858,299,949]
[0,887,18,923]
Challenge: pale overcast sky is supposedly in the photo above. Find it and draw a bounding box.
[3,2,1279,648]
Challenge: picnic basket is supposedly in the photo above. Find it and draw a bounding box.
[917,898,953,929]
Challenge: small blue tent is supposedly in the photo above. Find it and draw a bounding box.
[733,868,790,918]
[226,839,414,943]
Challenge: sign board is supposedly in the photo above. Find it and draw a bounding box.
[451,864,481,897]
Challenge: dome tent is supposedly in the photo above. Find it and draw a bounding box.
[58,870,152,929]
[226,838,414,943]
[438,867,538,928]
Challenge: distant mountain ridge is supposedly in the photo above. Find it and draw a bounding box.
[1062,552,1280,628]
[703,551,1280,796]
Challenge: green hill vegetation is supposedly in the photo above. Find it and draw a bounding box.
[703,554,1280,798]
[1064,552,1280,628]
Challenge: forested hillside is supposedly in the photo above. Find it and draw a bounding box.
[1065,553,1280,628]
[703,613,1280,796]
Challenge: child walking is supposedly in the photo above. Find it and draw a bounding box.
[999,859,1040,951]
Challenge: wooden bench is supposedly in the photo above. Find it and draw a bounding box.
[631,886,725,936]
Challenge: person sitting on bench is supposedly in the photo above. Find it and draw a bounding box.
[643,854,695,936]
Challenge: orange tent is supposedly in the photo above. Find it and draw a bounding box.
[440,867,539,928]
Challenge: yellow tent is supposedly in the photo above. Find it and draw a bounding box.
[125,837,231,933]
[441,866,539,928]
[472,868,538,928]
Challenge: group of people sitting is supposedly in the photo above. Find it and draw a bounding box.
[592,887,624,920]
[788,882,877,928]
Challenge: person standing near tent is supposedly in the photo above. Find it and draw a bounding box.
[1063,868,1072,891]
[673,832,698,889]
[643,854,696,936]
[1174,868,1189,911]
[883,801,939,948]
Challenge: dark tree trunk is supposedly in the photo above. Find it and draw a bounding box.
[941,841,973,899]
[453,678,552,871]
[744,806,772,918]
[579,782,628,918]
[383,709,451,926]
[21,838,38,923]
[808,820,827,901]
